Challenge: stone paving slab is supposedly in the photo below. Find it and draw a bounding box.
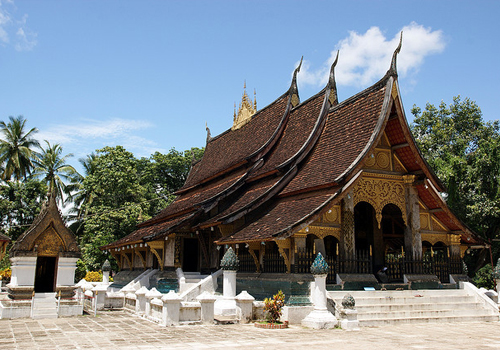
[1,311,500,349]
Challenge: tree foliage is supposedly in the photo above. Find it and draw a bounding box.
[411,96,500,241]
[32,141,79,203]
[0,179,47,241]
[78,146,203,270]
[0,116,39,181]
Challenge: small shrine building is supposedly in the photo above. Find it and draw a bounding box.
[8,193,81,299]
[103,39,481,285]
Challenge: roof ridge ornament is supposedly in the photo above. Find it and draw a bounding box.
[205,121,212,143]
[390,31,403,76]
[290,56,303,108]
[328,51,339,106]
[232,82,257,130]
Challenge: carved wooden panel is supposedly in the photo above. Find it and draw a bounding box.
[353,175,407,227]
[32,226,65,256]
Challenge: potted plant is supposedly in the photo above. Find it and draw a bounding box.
[255,290,288,328]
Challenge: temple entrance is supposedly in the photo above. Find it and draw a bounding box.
[34,256,57,293]
[182,238,199,272]
[381,204,405,256]
[354,202,377,272]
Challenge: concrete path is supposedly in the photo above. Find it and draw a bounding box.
[1,311,500,349]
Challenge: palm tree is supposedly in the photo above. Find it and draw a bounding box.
[65,153,97,218]
[31,141,79,203]
[0,116,39,181]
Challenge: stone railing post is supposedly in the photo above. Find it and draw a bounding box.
[302,253,338,329]
[236,291,255,323]
[102,260,111,285]
[196,291,216,324]
[339,294,359,331]
[135,286,148,314]
[161,290,182,326]
[145,288,162,318]
[92,284,108,310]
[214,247,239,317]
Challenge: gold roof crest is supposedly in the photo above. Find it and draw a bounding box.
[232,81,257,130]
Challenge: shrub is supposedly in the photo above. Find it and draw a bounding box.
[83,270,113,283]
[0,267,11,282]
[473,264,495,290]
[74,259,87,282]
[84,271,102,282]
[264,290,285,323]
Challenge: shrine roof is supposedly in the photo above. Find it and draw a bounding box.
[252,91,325,177]
[102,211,194,250]
[138,169,246,226]
[283,80,389,195]
[217,190,338,244]
[180,94,289,190]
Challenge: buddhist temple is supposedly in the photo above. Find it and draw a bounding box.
[8,192,81,300]
[103,37,481,288]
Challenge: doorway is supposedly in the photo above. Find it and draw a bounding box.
[34,256,57,293]
[182,238,199,272]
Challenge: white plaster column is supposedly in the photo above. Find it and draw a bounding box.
[145,288,162,318]
[302,253,338,329]
[135,286,148,314]
[236,291,255,323]
[56,257,79,286]
[92,283,108,310]
[196,291,216,324]
[161,290,182,326]
[9,256,37,287]
[214,247,239,317]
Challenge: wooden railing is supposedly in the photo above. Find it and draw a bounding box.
[385,255,463,283]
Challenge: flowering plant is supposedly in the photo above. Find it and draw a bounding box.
[263,290,285,323]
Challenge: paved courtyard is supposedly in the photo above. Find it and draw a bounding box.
[2,311,500,349]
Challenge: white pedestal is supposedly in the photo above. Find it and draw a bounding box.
[301,274,338,329]
[9,257,37,286]
[214,270,238,317]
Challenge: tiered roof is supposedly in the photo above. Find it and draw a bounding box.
[103,38,480,250]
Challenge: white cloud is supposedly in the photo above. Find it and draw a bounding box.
[0,1,37,51]
[298,22,445,88]
[36,118,161,157]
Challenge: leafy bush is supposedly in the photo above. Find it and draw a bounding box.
[84,271,102,282]
[83,270,113,283]
[0,267,11,282]
[473,264,495,290]
[74,259,87,282]
[264,290,285,323]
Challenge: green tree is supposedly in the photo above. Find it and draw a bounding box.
[80,146,151,270]
[0,116,39,181]
[31,141,79,202]
[78,146,204,270]
[65,153,97,220]
[411,96,500,268]
[0,179,47,241]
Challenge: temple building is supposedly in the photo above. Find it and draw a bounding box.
[103,38,481,286]
[7,193,81,300]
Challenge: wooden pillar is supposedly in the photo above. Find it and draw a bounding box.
[403,176,422,261]
[448,234,461,258]
[341,191,355,260]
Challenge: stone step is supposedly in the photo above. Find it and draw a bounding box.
[348,295,476,306]
[329,289,465,299]
[356,301,483,312]
[359,314,499,327]
[358,308,496,320]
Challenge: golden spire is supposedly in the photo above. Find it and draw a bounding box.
[232,81,257,130]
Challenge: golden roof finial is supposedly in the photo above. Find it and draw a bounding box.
[232,81,257,130]
[254,89,257,110]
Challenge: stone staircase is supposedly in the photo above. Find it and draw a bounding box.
[329,288,499,327]
[31,293,58,319]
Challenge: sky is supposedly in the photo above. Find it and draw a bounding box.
[0,0,499,173]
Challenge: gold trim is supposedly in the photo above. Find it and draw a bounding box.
[275,239,291,273]
[148,241,164,271]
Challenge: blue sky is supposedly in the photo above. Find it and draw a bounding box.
[0,1,499,173]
